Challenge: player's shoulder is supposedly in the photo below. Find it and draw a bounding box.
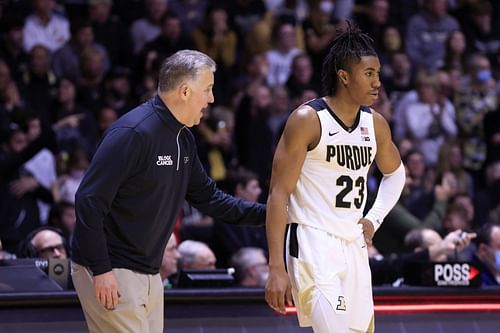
[289,98,323,122]
[369,108,392,141]
[284,99,322,143]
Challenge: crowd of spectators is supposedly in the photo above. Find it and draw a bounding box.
[0,0,500,288]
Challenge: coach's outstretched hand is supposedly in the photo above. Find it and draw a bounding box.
[265,266,293,314]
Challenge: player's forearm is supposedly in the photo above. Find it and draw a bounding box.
[365,162,406,231]
[266,192,289,270]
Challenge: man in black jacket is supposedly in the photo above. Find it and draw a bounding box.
[71,49,265,333]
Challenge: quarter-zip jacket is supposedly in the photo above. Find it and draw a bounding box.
[72,95,265,275]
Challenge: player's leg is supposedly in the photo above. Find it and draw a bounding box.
[310,290,348,333]
[344,237,375,333]
[287,224,349,331]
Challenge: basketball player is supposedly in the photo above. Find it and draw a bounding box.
[265,24,405,333]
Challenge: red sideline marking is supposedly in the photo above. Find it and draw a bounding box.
[284,303,500,315]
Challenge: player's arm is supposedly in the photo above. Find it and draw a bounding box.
[265,105,320,314]
[363,112,405,234]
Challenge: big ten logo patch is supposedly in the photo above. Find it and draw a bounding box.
[336,295,347,311]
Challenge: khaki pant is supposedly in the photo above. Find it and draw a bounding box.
[71,262,164,333]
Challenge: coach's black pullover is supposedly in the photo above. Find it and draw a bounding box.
[72,95,265,275]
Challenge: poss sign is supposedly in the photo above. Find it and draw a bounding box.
[403,261,482,287]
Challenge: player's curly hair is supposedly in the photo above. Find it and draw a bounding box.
[321,21,377,96]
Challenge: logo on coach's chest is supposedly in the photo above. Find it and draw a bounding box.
[157,155,173,166]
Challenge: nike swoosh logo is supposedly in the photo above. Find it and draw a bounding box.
[329,131,339,136]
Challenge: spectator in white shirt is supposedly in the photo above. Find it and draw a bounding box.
[23,0,70,53]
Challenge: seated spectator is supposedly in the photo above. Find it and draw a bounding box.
[443,201,471,235]
[436,140,474,197]
[354,0,390,49]
[52,18,110,82]
[371,228,475,285]
[235,85,274,195]
[51,78,98,156]
[23,0,70,53]
[19,226,68,259]
[103,67,135,116]
[0,60,24,116]
[77,46,107,114]
[96,106,118,138]
[301,0,336,81]
[405,0,459,71]
[230,247,268,287]
[373,164,455,255]
[136,12,195,81]
[23,113,57,223]
[378,25,404,72]
[88,0,132,67]
[231,53,268,110]
[398,71,457,166]
[451,193,476,228]
[404,228,474,262]
[130,0,167,54]
[475,161,500,225]
[0,121,55,253]
[0,14,29,83]
[211,168,267,268]
[487,183,500,224]
[193,105,234,181]
[52,148,89,203]
[160,233,181,288]
[441,30,467,74]
[461,0,500,76]
[383,52,414,108]
[168,0,209,35]
[192,5,237,106]
[472,223,500,285]
[48,201,76,241]
[21,45,58,125]
[285,53,319,100]
[178,240,216,270]
[0,240,16,260]
[454,54,497,179]
[400,150,435,218]
[265,19,301,87]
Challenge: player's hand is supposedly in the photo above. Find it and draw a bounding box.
[93,271,120,310]
[358,218,375,247]
[265,266,293,314]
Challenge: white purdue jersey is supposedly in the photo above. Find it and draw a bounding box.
[288,98,377,241]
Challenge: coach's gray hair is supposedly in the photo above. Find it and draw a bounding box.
[158,50,216,93]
